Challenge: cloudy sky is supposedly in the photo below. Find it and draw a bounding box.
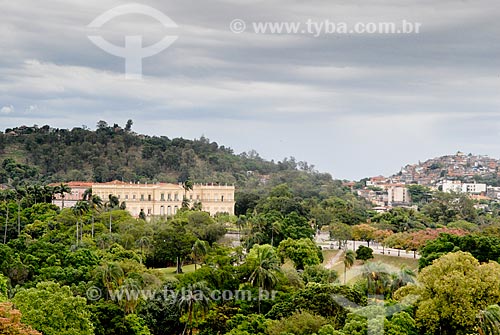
[1,0,500,180]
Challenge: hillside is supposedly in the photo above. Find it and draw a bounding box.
[386,151,500,186]
[0,121,346,200]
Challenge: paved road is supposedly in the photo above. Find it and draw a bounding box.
[315,231,420,259]
[224,231,420,259]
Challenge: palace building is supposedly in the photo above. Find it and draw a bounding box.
[53,181,235,217]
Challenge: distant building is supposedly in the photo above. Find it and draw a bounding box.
[51,181,93,208]
[442,180,487,194]
[387,186,411,206]
[53,181,235,217]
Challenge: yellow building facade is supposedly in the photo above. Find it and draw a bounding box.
[92,181,235,217]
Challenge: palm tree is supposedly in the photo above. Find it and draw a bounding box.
[343,249,356,284]
[88,194,103,239]
[42,185,55,203]
[135,236,151,264]
[14,187,26,236]
[1,189,14,244]
[192,239,208,270]
[96,262,125,299]
[106,195,119,233]
[270,220,282,247]
[55,183,71,209]
[361,262,392,298]
[72,201,89,245]
[178,281,211,335]
[478,304,500,335]
[246,244,281,313]
[182,180,193,208]
[390,265,416,295]
[119,278,142,314]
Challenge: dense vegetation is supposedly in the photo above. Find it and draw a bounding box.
[2,122,500,334]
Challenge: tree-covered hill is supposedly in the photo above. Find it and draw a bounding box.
[0,120,346,201]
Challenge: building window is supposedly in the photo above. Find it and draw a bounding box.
[160,205,165,215]
[167,206,172,215]
[168,193,171,201]
[133,194,136,200]
[174,205,178,214]
[161,193,165,201]
[221,195,224,202]
[140,194,144,201]
[174,193,179,201]
[147,209,151,215]
[125,194,129,200]
[148,194,152,201]
[190,195,193,200]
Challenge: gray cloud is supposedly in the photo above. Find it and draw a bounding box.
[1,0,500,179]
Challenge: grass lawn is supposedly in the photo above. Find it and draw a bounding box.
[158,263,197,279]
[323,250,419,284]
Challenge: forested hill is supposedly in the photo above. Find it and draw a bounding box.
[0,121,345,198]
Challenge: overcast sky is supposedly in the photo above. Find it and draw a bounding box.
[1,0,500,180]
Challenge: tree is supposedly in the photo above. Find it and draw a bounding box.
[356,245,374,262]
[246,244,281,313]
[360,262,392,297]
[192,239,208,270]
[277,238,322,270]
[125,119,133,132]
[182,180,194,208]
[95,262,125,298]
[135,236,151,264]
[329,222,352,249]
[72,200,89,245]
[12,281,94,335]
[478,305,500,335]
[343,250,356,284]
[178,281,211,335]
[54,183,71,209]
[0,302,42,335]
[352,224,377,247]
[396,252,500,335]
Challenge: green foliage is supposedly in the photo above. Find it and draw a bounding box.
[267,283,366,328]
[419,233,500,269]
[397,251,500,335]
[0,273,8,301]
[266,310,327,335]
[278,238,322,270]
[12,281,94,335]
[356,245,374,261]
[302,264,338,284]
[421,191,477,224]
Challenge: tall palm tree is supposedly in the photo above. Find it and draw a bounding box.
[478,304,500,335]
[270,220,282,247]
[72,201,89,245]
[246,244,281,313]
[14,187,26,236]
[182,180,193,209]
[178,281,211,335]
[343,249,356,285]
[55,183,71,209]
[191,239,208,270]
[135,235,151,264]
[105,195,119,233]
[1,190,14,244]
[88,194,103,239]
[42,185,55,203]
